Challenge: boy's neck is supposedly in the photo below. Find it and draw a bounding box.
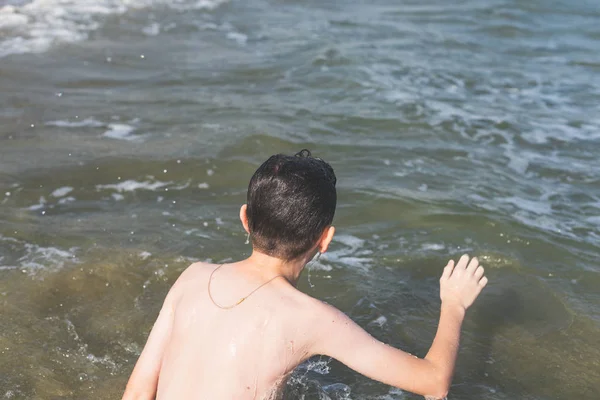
[245,250,314,287]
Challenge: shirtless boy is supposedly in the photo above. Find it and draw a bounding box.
[122,149,488,400]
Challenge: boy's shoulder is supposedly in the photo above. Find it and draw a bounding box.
[177,261,215,282]
[169,261,339,319]
[279,286,342,327]
[165,261,215,299]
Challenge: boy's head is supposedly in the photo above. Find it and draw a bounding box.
[242,149,337,261]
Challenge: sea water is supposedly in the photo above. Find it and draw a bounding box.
[1,0,599,398]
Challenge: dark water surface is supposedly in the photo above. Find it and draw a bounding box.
[1,0,599,399]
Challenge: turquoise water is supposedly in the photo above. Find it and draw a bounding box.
[1,0,599,399]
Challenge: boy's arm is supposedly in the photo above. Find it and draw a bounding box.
[122,291,176,400]
[311,255,487,399]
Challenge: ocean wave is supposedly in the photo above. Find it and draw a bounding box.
[0,234,79,272]
[51,186,74,198]
[96,179,171,193]
[46,118,104,128]
[102,123,141,141]
[0,0,228,57]
[318,234,373,272]
[47,117,143,141]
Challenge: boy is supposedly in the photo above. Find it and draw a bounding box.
[122,149,488,400]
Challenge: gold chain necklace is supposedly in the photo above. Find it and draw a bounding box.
[207,264,284,310]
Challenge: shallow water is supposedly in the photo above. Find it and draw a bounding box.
[1,0,599,399]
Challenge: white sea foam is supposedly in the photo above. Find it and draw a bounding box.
[586,216,600,225]
[226,31,247,45]
[302,359,331,375]
[102,123,139,141]
[172,180,191,190]
[27,196,47,211]
[46,118,104,128]
[523,119,600,144]
[142,22,160,36]
[498,196,552,215]
[97,179,171,193]
[19,243,77,271]
[58,196,76,205]
[319,234,372,272]
[333,234,365,250]
[51,186,74,198]
[0,0,229,57]
[183,228,211,239]
[421,243,445,251]
[373,387,404,400]
[47,117,143,141]
[370,315,387,327]
[0,234,78,272]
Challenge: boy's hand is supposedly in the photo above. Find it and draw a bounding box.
[440,255,488,311]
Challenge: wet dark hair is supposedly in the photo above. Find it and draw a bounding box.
[246,149,337,261]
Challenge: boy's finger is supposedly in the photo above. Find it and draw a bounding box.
[478,276,489,288]
[441,260,455,280]
[474,266,485,280]
[456,254,470,270]
[466,257,479,274]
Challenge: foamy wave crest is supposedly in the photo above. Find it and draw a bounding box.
[46,118,104,128]
[317,234,373,272]
[0,234,78,272]
[0,0,229,57]
[46,117,143,141]
[96,179,171,193]
[102,123,139,141]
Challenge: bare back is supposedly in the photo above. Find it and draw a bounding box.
[124,255,487,400]
[156,262,317,400]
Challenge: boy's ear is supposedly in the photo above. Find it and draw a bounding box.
[318,225,335,254]
[240,204,250,234]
